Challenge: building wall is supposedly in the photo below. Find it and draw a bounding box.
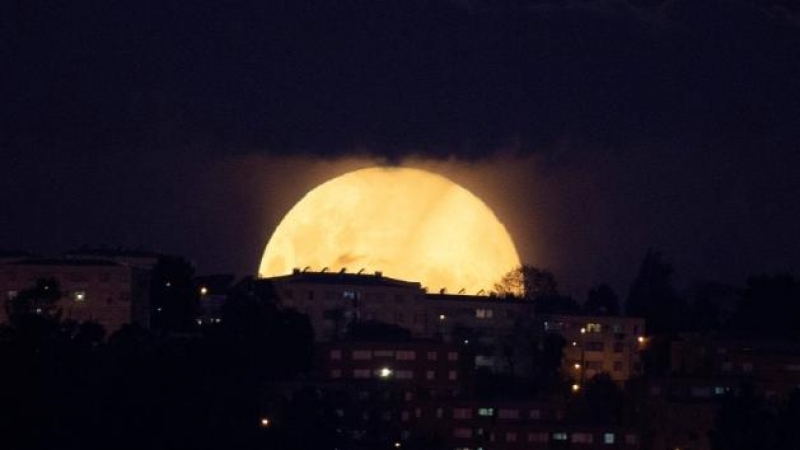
[541,314,646,383]
[0,260,150,334]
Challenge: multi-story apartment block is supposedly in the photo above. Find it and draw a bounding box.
[540,314,646,384]
[0,258,150,334]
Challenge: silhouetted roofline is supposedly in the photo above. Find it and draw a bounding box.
[265,270,421,288]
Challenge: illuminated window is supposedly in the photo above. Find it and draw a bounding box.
[426,370,435,380]
[604,433,615,444]
[447,351,459,361]
[553,432,568,441]
[7,291,18,300]
[401,411,410,421]
[427,351,438,361]
[478,408,494,417]
[475,309,494,319]
[448,370,458,380]
[73,291,86,302]
[330,350,342,360]
[586,323,603,333]
[343,290,357,300]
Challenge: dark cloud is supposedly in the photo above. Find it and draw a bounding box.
[4,0,799,160]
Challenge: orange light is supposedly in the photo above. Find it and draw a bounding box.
[260,417,270,427]
[638,336,645,343]
[259,167,521,294]
[574,363,581,370]
[572,384,580,392]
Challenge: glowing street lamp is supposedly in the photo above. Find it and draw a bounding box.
[379,367,393,378]
[260,417,271,428]
[574,363,581,370]
[572,383,580,393]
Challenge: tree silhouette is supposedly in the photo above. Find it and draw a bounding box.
[626,250,687,333]
[493,265,558,300]
[585,284,620,315]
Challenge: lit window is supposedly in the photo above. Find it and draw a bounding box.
[436,408,443,419]
[453,408,472,419]
[343,290,357,300]
[401,411,410,421]
[427,351,438,361]
[426,370,435,380]
[73,291,86,302]
[478,408,494,417]
[330,350,342,360]
[604,433,615,444]
[714,386,727,395]
[7,290,18,300]
[447,352,459,361]
[448,370,458,381]
[475,308,494,319]
[586,323,602,333]
[553,432,568,441]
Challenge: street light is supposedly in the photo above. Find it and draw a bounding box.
[379,367,393,378]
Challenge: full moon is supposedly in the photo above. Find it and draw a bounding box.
[259,167,521,294]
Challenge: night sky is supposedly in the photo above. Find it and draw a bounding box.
[3,0,800,297]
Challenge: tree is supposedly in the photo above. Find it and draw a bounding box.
[711,383,777,450]
[626,250,687,334]
[493,265,558,300]
[731,274,800,340]
[149,256,199,331]
[585,284,620,315]
[5,278,62,322]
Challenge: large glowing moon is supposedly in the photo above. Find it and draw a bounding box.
[259,167,520,294]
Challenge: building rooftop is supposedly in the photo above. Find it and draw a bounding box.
[266,269,422,289]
